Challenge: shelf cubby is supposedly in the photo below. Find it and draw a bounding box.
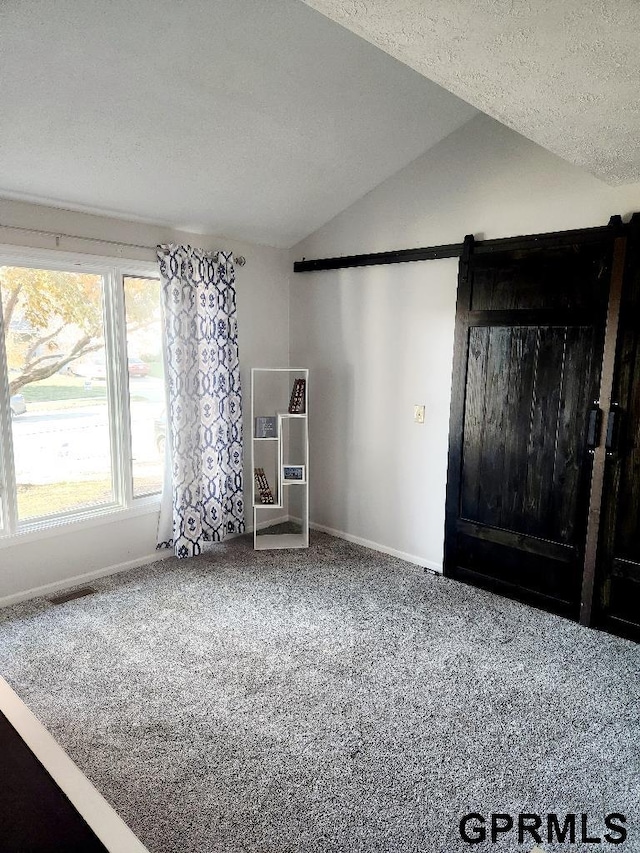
[251,368,309,550]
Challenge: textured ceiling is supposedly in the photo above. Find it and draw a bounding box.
[0,0,476,248]
[300,0,640,185]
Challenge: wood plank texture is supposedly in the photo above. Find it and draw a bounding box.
[579,236,627,624]
[457,519,576,563]
[445,230,613,617]
[461,325,600,546]
[595,214,640,638]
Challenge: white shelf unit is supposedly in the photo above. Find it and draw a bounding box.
[251,368,309,550]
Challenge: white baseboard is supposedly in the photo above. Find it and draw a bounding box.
[0,515,290,608]
[309,521,443,574]
[0,517,439,608]
[0,550,173,609]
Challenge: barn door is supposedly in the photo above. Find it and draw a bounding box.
[594,214,640,641]
[444,227,618,618]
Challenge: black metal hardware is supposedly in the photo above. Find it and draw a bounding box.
[293,242,463,273]
[292,223,622,274]
[605,403,621,455]
[586,403,602,451]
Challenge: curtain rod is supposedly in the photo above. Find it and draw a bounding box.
[0,221,247,266]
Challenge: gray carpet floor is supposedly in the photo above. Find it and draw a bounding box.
[0,531,638,853]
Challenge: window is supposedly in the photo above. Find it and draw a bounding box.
[0,249,164,537]
[123,276,165,498]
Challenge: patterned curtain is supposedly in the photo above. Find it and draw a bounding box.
[156,244,245,557]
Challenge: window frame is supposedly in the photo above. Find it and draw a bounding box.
[0,244,163,543]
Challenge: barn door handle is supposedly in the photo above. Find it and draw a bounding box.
[605,404,621,456]
[586,403,602,451]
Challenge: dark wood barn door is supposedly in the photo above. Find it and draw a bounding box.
[595,215,640,640]
[444,228,617,619]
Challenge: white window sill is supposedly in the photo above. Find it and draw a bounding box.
[0,497,161,549]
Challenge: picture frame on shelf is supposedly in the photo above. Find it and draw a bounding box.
[282,464,306,483]
[255,416,278,438]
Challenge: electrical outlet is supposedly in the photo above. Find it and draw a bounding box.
[414,405,425,424]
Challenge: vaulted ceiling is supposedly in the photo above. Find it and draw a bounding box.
[301,0,640,186]
[0,0,475,247]
[2,1,636,250]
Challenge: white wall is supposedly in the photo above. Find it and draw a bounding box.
[290,113,640,570]
[0,199,290,603]
[3,112,639,597]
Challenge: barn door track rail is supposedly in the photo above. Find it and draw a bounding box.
[293,221,625,273]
